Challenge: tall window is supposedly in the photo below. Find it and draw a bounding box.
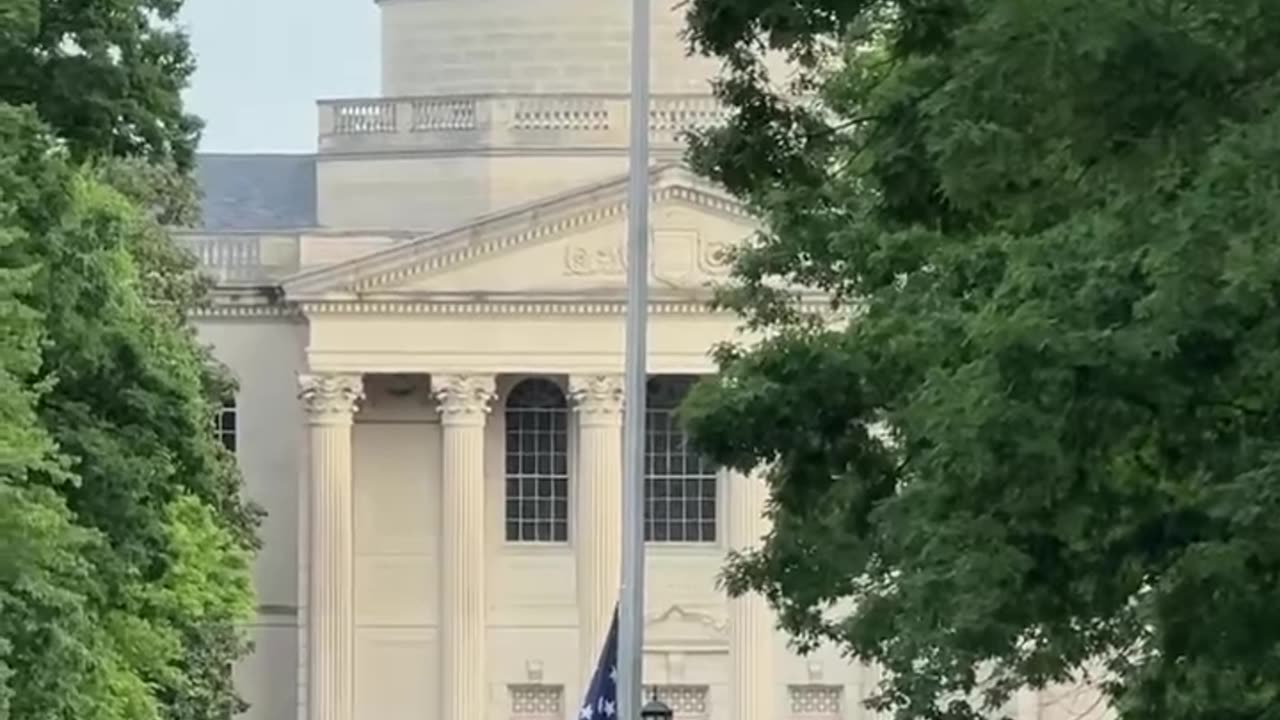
[504,378,569,542]
[214,397,237,453]
[644,376,717,543]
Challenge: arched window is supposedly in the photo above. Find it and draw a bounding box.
[644,376,717,543]
[214,397,237,454]
[504,378,569,542]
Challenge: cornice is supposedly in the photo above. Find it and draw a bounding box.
[190,292,828,318]
[188,302,298,316]
[188,302,301,320]
[316,145,689,162]
[186,285,301,320]
[190,289,829,320]
[296,299,734,316]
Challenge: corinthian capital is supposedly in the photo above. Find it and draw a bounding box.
[298,373,364,421]
[431,374,496,424]
[569,374,624,421]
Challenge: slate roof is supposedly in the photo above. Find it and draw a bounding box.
[195,153,317,230]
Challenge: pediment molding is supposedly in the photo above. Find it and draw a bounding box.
[281,164,752,298]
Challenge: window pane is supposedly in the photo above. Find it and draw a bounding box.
[643,376,718,544]
[504,379,570,544]
[213,398,237,455]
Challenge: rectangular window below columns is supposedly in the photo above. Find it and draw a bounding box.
[509,684,562,719]
[643,684,710,718]
[789,684,843,719]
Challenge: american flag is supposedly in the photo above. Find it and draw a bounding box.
[578,607,619,719]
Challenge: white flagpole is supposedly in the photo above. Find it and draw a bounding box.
[619,0,651,715]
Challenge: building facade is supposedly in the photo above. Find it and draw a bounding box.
[186,2,1111,719]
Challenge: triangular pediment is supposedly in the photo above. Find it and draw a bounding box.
[281,164,756,299]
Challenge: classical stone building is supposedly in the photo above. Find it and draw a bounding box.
[186,2,1110,720]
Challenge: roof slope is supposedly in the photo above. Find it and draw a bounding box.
[195,153,317,230]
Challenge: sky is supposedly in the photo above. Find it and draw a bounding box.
[180,0,379,153]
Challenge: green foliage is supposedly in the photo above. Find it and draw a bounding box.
[0,0,202,170]
[679,1,1280,718]
[0,101,257,720]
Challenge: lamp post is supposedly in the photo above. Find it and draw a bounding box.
[618,0,651,712]
[640,697,673,720]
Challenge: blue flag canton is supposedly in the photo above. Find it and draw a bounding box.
[579,609,619,719]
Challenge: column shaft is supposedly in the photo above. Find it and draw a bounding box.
[433,374,496,720]
[729,469,774,720]
[298,374,363,720]
[1015,688,1041,720]
[569,375,625,676]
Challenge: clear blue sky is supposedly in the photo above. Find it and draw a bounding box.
[180,0,379,153]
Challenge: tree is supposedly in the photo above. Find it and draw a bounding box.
[0,100,256,720]
[0,0,203,171]
[0,104,157,720]
[1,1,258,716]
[677,2,1280,719]
[0,108,93,720]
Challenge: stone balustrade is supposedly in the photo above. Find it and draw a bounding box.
[175,231,411,285]
[178,232,297,283]
[317,93,731,154]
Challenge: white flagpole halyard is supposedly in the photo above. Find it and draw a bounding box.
[619,0,651,715]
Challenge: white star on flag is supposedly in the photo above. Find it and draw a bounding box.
[578,607,619,720]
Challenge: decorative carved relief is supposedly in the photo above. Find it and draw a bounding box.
[652,230,698,286]
[698,237,733,275]
[431,374,496,419]
[568,375,624,416]
[644,604,728,641]
[566,236,736,279]
[565,242,626,275]
[298,373,364,419]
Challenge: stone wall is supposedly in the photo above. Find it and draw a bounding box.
[378,0,722,96]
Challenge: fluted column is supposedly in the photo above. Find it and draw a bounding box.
[569,374,625,676]
[728,469,775,720]
[298,373,363,720]
[433,374,496,720]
